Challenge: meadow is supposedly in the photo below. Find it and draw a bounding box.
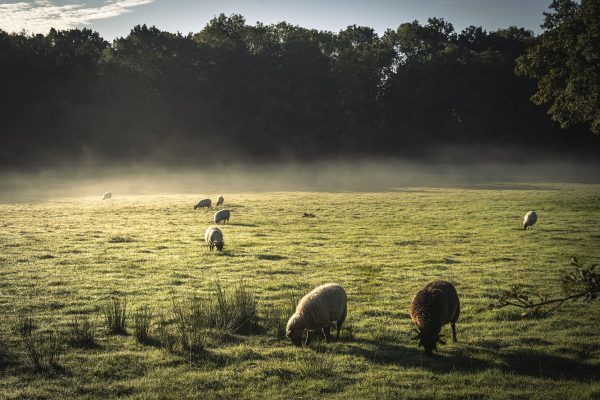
[0,185,599,399]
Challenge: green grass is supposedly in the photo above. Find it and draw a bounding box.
[0,185,599,399]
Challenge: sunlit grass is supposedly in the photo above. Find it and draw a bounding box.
[0,185,599,398]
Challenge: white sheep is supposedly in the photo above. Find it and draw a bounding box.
[523,210,538,230]
[214,209,230,224]
[286,283,347,346]
[204,226,224,251]
[194,198,212,210]
[216,196,224,207]
[103,192,112,200]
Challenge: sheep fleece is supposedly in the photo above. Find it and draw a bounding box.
[287,283,347,332]
[410,280,459,331]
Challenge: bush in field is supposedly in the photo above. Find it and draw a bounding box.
[133,306,153,344]
[67,317,96,348]
[104,296,127,334]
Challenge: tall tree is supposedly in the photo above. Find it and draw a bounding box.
[516,0,600,134]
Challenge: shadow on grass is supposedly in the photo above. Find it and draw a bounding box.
[344,338,598,382]
[256,254,287,261]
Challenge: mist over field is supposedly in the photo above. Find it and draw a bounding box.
[1,159,599,201]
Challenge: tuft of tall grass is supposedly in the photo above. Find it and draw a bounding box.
[67,317,96,348]
[210,282,258,334]
[172,297,207,362]
[12,314,64,370]
[104,296,127,335]
[156,313,177,354]
[133,306,153,344]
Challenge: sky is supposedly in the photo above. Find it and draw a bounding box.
[0,0,554,40]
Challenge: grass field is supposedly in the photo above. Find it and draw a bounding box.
[0,184,599,399]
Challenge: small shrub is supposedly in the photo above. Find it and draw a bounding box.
[67,317,96,348]
[104,296,127,334]
[133,306,153,344]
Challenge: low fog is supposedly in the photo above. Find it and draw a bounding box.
[1,160,599,201]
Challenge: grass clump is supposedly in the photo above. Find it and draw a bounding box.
[209,282,258,334]
[104,296,127,335]
[67,316,96,348]
[12,314,64,370]
[133,306,153,344]
[172,297,207,362]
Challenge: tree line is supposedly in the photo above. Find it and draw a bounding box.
[1,5,598,167]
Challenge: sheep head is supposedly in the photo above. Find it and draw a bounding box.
[412,328,445,356]
[215,242,224,251]
[286,329,303,346]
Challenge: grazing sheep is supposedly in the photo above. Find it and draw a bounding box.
[214,209,231,224]
[194,198,212,210]
[103,192,112,200]
[216,196,224,207]
[523,210,538,230]
[204,226,224,251]
[286,283,347,346]
[410,280,460,356]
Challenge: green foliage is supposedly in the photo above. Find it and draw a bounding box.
[516,0,600,134]
[1,12,597,167]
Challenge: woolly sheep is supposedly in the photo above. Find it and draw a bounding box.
[216,196,224,207]
[194,198,212,210]
[286,283,347,346]
[410,280,460,356]
[523,210,537,230]
[214,209,231,224]
[103,192,112,200]
[204,226,224,251]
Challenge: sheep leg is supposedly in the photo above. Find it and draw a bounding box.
[323,325,331,343]
[451,322,457,342]
[336,304,347,341]
[304,330,310,346]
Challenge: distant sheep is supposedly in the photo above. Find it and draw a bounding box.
[410,280,460,356]
[523,210,537,230]
[216,196,224,207]
[214,209,231,224]
[103,192,112,200]
[204,226,224,251]
[286,283,347,346]
[194,198,212,210]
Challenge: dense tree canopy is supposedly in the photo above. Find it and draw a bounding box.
[516,0,600,134]
[0,13,598,167]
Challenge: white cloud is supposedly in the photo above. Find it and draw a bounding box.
[0,0,154,34]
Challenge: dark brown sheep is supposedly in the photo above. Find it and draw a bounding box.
[410,280,460,356]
